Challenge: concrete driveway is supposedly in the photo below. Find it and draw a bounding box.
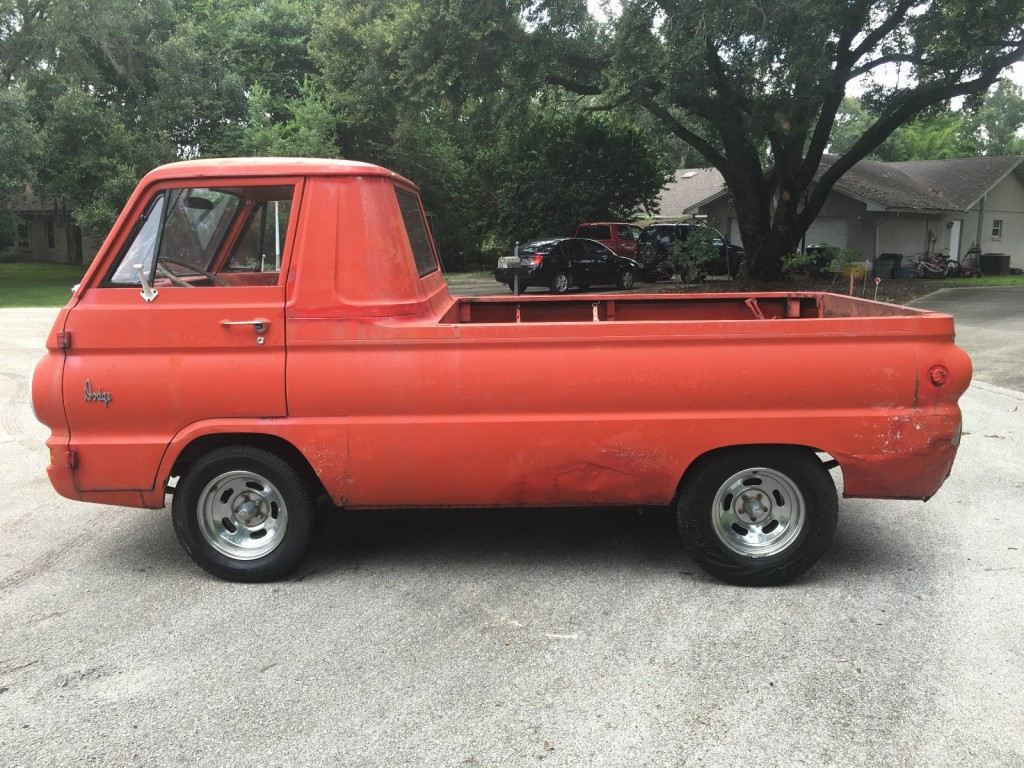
[1,294,1022,767]
[913,285,1024,391]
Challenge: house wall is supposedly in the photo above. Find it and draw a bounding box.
[686,162,1024,271]
[975,170,1024,269]
[0,210,100,265]
[701,191,872,256]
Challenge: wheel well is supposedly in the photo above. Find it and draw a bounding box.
[674,444,834,498]
[168,433,329,501]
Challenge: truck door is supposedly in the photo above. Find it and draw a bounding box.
[62,178,302,492]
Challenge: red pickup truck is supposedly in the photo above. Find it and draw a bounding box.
[575,221,643,259]
[32,158,971,585]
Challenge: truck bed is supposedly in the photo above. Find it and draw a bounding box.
[441,291,927,325]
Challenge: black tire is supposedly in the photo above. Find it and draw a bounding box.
[550,271,570,294]
[509,281,528,294]
[618,269,636,290]
[172,446,315,582]
[676,446,837,586]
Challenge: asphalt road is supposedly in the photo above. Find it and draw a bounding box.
[1,292,1023,767]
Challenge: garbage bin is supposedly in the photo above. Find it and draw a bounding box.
[878,253,903,270]
[874,253,900,279]
[980,253,1011,276]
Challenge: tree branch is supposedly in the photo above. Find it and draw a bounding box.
[545,74,601,95]
[848,53,926,80]
[850,0,916,59]
[798,48,1024,229]
[638,95,727,171]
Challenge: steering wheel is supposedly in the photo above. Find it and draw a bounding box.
[158,257,228,287]
[156,263,194,287]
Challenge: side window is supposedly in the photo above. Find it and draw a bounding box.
[395,187,438,277]
[583,240,609,259]
[106,184,295,287]
[226,196,293,272]
[109,194,166,284]
[616,225,633,241]
[630,225,643,242]
[563,240,586,259]
[578,224,611,240]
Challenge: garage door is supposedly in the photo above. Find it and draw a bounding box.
[804,217,849,249]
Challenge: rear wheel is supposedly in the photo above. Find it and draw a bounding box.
[676,447,837,586]
[172,446,315,582]
[550,271,570,294]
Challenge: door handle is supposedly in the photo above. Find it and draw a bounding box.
[220,319,268,333]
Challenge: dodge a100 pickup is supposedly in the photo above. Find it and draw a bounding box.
[32,158,972,585]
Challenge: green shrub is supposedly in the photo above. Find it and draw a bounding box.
[671,227,720,283]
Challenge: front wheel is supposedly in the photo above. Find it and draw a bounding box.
[676,447,837,586]
[172,446,315,582]
[618,269,636,290]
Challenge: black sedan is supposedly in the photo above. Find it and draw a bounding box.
[494,238,641,294]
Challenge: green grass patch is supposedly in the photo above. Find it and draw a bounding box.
[444,270,493,285]
[0,262,87,308]
[935,275,1024,288]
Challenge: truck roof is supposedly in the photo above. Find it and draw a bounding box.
[142,157,416,188]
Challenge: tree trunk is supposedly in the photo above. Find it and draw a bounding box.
[746,227,802,280]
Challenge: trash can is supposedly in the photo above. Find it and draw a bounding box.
[980,253,1011,276]
[874,253,900,279]
[878,253,903,270]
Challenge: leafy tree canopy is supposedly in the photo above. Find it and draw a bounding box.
[529,0,1024,277]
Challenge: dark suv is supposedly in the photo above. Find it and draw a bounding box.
[636,223,744,280]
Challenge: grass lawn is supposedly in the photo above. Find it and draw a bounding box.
[0,263,87,308]
[2,261,1022,308]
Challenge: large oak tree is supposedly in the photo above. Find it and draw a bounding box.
[541,0,1024,277]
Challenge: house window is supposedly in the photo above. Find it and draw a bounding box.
[45,218,56,249]
[17,221,29,248]
[991,220,1003,239]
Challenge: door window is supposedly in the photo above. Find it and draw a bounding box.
[583,240,612,260]
[562,240,586,260]
[105,184,295,287]
[616,225,633,241]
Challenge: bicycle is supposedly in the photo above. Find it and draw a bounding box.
[911,249,959,278]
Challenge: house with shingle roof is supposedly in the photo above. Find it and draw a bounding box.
[657,155,1024,270]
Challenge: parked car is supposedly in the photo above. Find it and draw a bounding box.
[574,222,644,259]
[494,237,641,294]
[636,223,744,280]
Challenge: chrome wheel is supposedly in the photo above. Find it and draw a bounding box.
[551,272,569,293]
[197,470,288,560]
[711,467,805,558]
[620,269,635,289]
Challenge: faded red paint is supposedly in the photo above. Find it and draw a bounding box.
[32,158,972,512]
